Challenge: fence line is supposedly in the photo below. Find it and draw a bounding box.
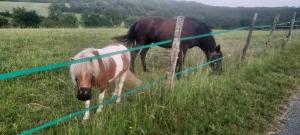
[1,19,299,81]
[18,57,224,135]
[1,22,293,81]
[0,26,250,80]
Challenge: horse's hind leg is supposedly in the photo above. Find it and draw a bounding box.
[140,48,150,72]
[113,73,126,103]
[83,100,91,120]
[176,49,187,78]
[130,50,140,73]
[96,88,107,113]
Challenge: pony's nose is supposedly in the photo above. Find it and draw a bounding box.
[77,87,92,101]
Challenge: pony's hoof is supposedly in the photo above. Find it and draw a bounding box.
[96,108,102,113]
[116,98,121,104]
[83,115,90,121]
[83,117,90,121]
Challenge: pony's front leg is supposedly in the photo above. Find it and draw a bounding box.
[96,88,107,113]
[113,74,126,103]
[83,100,91,120]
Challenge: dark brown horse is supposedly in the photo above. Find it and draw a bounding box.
[115,16,222,74]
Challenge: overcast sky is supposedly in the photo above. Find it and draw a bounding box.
[184,0,300,7]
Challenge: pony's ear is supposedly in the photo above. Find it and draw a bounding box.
[215,45,221,52]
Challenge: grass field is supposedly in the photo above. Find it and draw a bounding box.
[0,28,300,135]
[0,1,50,16]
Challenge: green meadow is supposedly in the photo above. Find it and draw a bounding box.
[0,28,300,135]
[0,1,50,16]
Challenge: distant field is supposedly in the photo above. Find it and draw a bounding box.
[0,28,299,135]
[0,1,50,16]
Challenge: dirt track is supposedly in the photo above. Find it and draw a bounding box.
[277,87,300,135]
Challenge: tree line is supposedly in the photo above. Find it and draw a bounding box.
[0,6,79,28]
[0,0,299,28]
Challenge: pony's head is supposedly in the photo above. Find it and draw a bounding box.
[74,66,93,101]
[208,45,223,72]
[70,49,99,101]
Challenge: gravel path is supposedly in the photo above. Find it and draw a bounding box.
[277,87,300,135]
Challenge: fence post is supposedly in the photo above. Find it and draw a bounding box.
[283,12,297,47]
[266,14,280,48]
[241,13,258,62]
[167,16,185,89]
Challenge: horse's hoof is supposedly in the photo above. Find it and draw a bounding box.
[144,69,151,72]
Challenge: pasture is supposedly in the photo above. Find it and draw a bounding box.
[0,28,300,135]
[0,1,50,16]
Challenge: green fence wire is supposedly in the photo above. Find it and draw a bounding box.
[18,57,224,135]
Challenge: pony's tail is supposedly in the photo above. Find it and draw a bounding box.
[113,22,137,47]
[125,70,142,87]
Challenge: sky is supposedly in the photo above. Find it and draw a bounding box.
[184,0,300,7]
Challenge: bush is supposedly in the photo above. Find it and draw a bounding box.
[60,14,79,28]
[41,14,79,28]
[0,10,10,17]
[0,16,9,27]
[11,7,41,28]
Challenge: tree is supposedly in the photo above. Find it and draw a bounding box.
[125,16,140,27]
[0,16,9,27]
[82,10,113,27]
[11,7,41,27]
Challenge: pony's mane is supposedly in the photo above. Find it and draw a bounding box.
[70,48,100,84]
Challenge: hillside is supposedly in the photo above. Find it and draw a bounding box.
[0,1,50,16]
[58,0,300,28]
[0,0,299,28]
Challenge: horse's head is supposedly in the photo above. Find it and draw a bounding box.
[70,57,95,101]
[208,45,223,72]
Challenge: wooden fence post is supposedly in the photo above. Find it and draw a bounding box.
[266,14,280,48]
[283,12,297,47]
[167,16,185,89]
[241,13,258,62]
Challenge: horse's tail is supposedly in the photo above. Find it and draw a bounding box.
[113,22,137,47]
[125,70,142,87]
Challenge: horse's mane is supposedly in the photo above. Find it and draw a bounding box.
[70,48,99,84]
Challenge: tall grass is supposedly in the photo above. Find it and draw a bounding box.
[0,28,299,135]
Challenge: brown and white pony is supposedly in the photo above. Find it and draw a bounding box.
[70,43,141,120]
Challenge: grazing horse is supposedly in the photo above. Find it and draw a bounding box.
[70,43,141,120]
[115,16,223,74]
